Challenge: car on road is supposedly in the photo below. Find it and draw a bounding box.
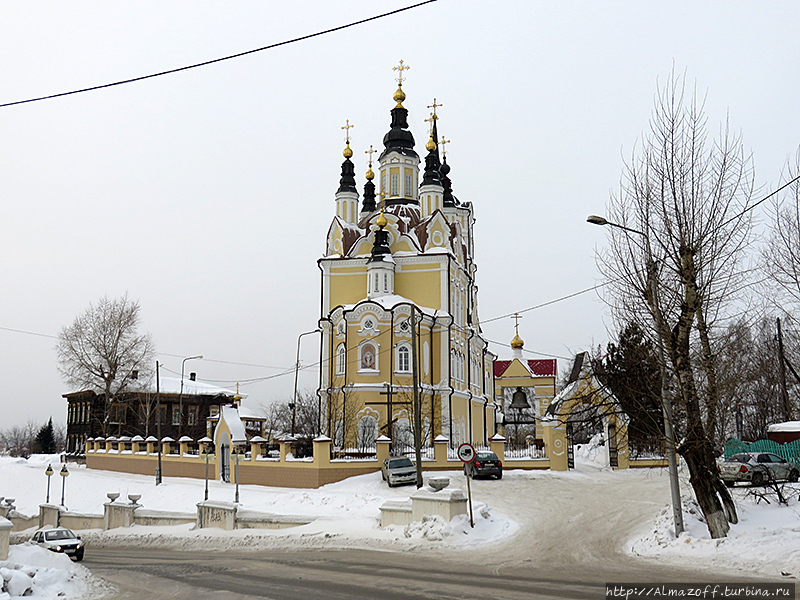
[30,527,85,561]
[381,456,417,487]
[464,451,503,480]
[718,452,799,487]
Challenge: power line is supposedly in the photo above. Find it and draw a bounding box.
[721,174,800,228]
[482,283,606,325]
[0,1,437,109]
[484,338,573,361]
[0,325,56,339]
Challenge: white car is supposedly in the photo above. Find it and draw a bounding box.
[30,527,85,561]
[718,452,800,487]
[381,456,417,487]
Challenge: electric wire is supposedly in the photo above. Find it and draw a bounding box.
[0,1,438,109]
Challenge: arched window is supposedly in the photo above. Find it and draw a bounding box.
[336,344,346,375]
[357,415,379,450]
[397,344,411,373]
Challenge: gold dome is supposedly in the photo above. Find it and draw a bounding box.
[366,166,374,180]
[376,212,388,228]
[426,134,437,152]
[393,85,406,107]
[343,142,353,159]
[511,333,524,349]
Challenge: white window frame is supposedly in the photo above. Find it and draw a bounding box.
[336,343,346,375]
[396,344,411,373]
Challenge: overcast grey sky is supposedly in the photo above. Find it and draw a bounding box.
[2,1,798,428]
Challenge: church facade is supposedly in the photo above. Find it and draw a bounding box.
[317,66,496,452]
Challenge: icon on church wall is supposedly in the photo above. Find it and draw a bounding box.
[361,344,376,370]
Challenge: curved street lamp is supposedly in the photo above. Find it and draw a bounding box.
[178,355,203,438]
[44,464,54,504]
[292,330,320,436]
[59,464,69,509]
[587,214,684,536]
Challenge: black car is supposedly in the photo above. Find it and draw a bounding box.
[465,451,503,479]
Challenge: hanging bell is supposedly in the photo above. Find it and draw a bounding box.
[509,387,530,410]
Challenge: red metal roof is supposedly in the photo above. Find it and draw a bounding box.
[494,359,557,378]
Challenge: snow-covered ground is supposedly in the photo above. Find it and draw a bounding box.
[1,450,799,598]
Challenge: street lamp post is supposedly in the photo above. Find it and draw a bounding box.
[178,355,203,439]
[156,360,162,485]
[202,442,212,502]
[292,330,320,436]
[587,214,685,536]
[234,444,241,504]
[59,464,69,509]
[45,464,53,504]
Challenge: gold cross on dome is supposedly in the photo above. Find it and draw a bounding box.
[427,98,442,119]
[512,312,523,334]
[393,60,410,86]
[365,144,376,166]
[440,136,451,158]
[341,119,354,143]
[424,114,436,135]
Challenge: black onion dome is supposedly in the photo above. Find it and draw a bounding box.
[337,157,357,194]
[362,179,376,213]
[422,119,441,186]
[369,226,391,261]
[379,106,418,160]
[422,145,442,186]
[441,156,455,207]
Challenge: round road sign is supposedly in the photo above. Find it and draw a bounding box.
[457,443,476,463]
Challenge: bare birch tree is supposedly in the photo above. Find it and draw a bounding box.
[765,148,800,305]
[597,70,754,538]
[56,295,154,436]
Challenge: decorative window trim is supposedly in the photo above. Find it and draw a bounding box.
[357,315,380,336]
[395,343,412,373]
[335,343,347,375]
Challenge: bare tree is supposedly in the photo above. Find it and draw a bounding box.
[56,295,155,436]
[597,69,754,538]
[765,148,800,305]
[0,421,39,457]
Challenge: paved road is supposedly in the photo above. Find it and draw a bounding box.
[82,466,788,599]
[85,546,748,600]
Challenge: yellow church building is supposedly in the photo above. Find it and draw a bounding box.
[317,64,496,453]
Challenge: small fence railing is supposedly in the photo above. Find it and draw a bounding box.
[504,445,546,460]
[331,445,378,460]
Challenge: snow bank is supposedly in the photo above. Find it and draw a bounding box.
[0,545,105,599]
[629,487,800,578]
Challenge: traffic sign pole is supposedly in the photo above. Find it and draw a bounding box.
[458,443,476,528]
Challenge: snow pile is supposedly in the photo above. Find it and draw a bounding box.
[574,433,609,468]
[0,544,103,599]
[629,486,800,577]
[0,455,515,553]
[401,502,517,546]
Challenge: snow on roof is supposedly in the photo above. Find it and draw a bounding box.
[341,294,437,317]
[130,376,242,397]
[65,375,242,398]
[768,421,800,432]
[219,405,248,444]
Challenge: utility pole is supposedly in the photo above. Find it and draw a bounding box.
[155,360,162,486]
[777,318,792,422]
[411,308,423,488]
